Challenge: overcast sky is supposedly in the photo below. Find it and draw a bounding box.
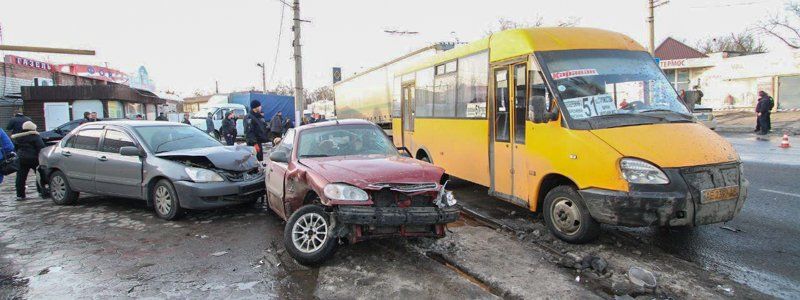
[0,0,790,97]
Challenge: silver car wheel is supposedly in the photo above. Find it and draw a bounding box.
[155,185,173,216]
[551,197,582,235]
[291,212,329,254]
[51,175,66,201]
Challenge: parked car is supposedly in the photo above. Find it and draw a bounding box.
[692,105,716,130]
[265,119,460,265]
[189,103,247,140]
[40,118,122,145]
[37,121,265,220]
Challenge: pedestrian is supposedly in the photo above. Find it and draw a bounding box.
[245,100,269,161]
[90,112,99,121]
[206,112,215,135]
[135,114,143,120]
[11,121,45,200]
[756,91,774,135]
[80,112,93,124]
[181,112,191,125]
[220,111,237,146]
[684,86,704,111]
[282,117,293,135]
[269,111,284,142]
[5,109,32,135]
[156,112,168,121]
[0,129,15,185]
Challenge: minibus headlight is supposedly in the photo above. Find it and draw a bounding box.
[324,184,369,201]
[619,158,669,185]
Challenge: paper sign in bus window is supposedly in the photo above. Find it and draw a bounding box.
[562,94,616,119]
[551,69,599,80]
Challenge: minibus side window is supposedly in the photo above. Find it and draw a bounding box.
[494,69,510,142]
[528,71,553,121]
[514,64,527,144]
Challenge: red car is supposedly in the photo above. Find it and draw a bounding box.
[265,119,459,265]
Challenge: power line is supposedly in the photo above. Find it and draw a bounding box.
[269,2,286,85]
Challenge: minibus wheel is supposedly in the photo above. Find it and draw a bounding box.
[543,186,600,243]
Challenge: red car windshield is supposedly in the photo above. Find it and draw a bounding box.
[297,125,396,158]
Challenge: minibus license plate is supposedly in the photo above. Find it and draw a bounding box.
[700,186,739,204]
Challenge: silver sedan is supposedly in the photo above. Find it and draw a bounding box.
[37,121,265,220]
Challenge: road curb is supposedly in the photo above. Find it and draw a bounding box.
[715,126,799,135]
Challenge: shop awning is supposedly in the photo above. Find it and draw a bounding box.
[22,85,167,105]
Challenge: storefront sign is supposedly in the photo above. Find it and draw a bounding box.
[3,55,54,71]
[59,64,129,84]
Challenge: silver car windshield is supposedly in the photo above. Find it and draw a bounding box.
[297,125,396,158]
[134,125,222,153]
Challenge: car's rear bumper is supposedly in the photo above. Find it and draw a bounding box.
[172,178,265,209]
[335,206,460,226]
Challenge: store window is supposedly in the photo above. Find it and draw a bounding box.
[126,103,144,119]
[663,69,690,92]
[107,101,125,119]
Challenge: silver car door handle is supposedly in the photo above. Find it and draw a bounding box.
[98,156,108,161]
[61,151,71,157]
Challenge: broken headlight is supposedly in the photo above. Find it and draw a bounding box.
[323,184,369,201]
[619,158,669,185]
[185,167,224,183]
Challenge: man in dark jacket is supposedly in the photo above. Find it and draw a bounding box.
[245,100,269,161]
[269,112,284,142]
[220,111,237,145]
[79,112,93,125]
[156,112,168,121]
[6,110,32,135]
[181,112,191,125]
[756,91,774,135]
[11,121,45,200]
[206,112,215,135]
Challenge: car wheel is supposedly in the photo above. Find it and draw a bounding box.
[152,179,183,220]
[542,186,600,243]
[284,205,337,266]
[49,170,78,205]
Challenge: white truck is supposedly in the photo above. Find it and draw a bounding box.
[189,103,248,140]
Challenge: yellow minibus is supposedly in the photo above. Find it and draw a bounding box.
[391,27,747,242]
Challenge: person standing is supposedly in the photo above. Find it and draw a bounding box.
[269,112,284,142]
[156,112,168,121]
[206,112,215,135]
[0,129,14,185]
[90,112,99,121]
[245,100,269,161]
[11,121,45,200]
[181,112,191,125]
[79,112,93,124]
[6,109,33,135]
[220,111,237,146]
[756,91,774,135]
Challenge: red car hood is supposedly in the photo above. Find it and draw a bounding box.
[299,155,444,188]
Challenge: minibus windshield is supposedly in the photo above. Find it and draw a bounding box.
[538,50,691,128]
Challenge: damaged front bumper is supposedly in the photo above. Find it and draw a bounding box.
[172,177,265,209]
[579,163,748,227]
[333,205,460,242]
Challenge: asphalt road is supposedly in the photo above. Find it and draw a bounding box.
[617,133,800,299]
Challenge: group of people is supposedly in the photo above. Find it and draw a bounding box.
[2,110,45,201]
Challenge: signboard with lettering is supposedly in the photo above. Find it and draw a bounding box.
[59,64,129,84]
[3,55,54,72]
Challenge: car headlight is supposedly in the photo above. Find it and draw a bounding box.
[619,158,669,185]
[323,183,369,201]
[185,167,224,183]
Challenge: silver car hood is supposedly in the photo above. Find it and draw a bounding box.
[155,145,258,171]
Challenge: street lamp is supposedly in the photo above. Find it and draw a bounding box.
[256,63,266,93]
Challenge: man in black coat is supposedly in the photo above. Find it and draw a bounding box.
[220,111,237,145]
[5,110,32,135]
[756,91,774,135]
[11,121,45,200]
[245,100,269,161]
[79,112,93,125]
[205,112,215,135]
[181,112,191,125]
[269,112,284,142]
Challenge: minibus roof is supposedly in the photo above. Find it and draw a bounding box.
[400,27,646,75]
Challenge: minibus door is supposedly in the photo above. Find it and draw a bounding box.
[511,64,529,205]
[401,84,415,150]
[491,68,514,198]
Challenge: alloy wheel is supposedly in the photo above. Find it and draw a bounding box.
[51,175,65,201]
[155,185,173,216]
[291,212,329,254]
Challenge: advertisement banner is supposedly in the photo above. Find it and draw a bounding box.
[59,64,129,84]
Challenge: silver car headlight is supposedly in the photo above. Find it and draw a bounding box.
[185,167,224,183]
[323,184,369,201]
[619,158,669,185]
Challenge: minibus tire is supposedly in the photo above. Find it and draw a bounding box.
[543,186,600,243]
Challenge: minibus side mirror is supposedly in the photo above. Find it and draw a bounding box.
[530,96,557,123]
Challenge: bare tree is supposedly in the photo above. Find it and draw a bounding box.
[268,82,294,96]
[308,86,334,103]
[485,16,580,35]
[696,32,768,53]
[755,1,800,49]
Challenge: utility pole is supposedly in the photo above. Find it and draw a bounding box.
[291,0,305,127]
[647,0,669,55]
[256,63,266,93]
